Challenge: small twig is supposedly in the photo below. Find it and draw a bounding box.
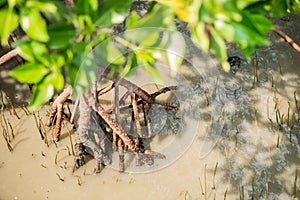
[113,84,120,151]
[38,116,49,147]
[41,164,47,169]
[224,188,228,200]
[55,147,70,165]
[76,176,82,186]
[142,100,152,137]
[212,162,218,190]
[0,48,19,65]
[131,93,143,137]
[33,112,44,140]
[240,185,245,200]
[292,170,298,200]
[204,164,207,200]
[7,119,15,140]
[56,173,65,182]
[2,128,13,151]
[97,83,115,96]
[276,134,280,148]
[4,93,20,119]
[273,28,300,53]
[0,91,7,110]
[198,177,204,195]
[63,122,75,156]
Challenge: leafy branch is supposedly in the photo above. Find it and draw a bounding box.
[0,0,299,109]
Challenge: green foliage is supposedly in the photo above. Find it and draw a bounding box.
[0,8,18,45]
[0,0,298,109]
[95,0,132,27]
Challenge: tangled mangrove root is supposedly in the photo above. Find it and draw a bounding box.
[47,74,176,173]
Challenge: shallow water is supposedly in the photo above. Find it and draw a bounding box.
[0,14,300,200]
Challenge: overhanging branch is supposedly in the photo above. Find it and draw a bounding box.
[273,28,300,53]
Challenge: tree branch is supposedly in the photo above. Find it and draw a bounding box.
[273,28,300,53]
[0,49,19,65]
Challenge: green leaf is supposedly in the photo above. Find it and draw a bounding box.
[288,0,300,15]
[30,76,55,110]
[124,5,175,47]
[141,62,163,84]
[271,0,287,16]
[93,39,126,66]
[191,23,210,51]
[75,0,98,20]
[160,30,186,73]
[124,28,161,47]
[246,14,273,34]
[243,1,271,14]
[15,40,49,65]
[42,1,73,23]
[48,23,76,48]
[127,4,174,29]
[66,62,80,87]
[236,0,262,10]
[25,0,57,13]
[15,40,35,62]
[137,52,162,83]
[0,9,19,45]
[120,52,138,78]
[49,70,64,91]
[73,52,98,97]
[0,0,7,6]
[10,63,49,84]
[210,27,227,61]
[95,0,132,27]
[20,7,49,42]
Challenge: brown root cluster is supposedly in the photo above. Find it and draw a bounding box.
[47,74,177,173]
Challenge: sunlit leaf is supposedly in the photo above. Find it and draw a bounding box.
[157,0,192,22]
[25,1,57,13]
[141,62,163,84]
[15,40,35,62]
[93,39,125,66]
[125,5,174,47]
[191,23,211,51]
[0,9,18,45]
[15,40,50,65]
[48,23,76,48]
[137,51,162,83]
[236,0,261,10]
[10,63,49,84]
[120,52,137,78]
[222,61,230,72]
[75,0,98,20]
[271,0,287,16]
[124,28,161,47]
[127,4,174,29]
[49,70,64,91]
[30,76,55,110]
[95,0,131,27]
[210,27,227,61]
[20,8,49,42]
[73,52,98,97]
[42,1,73,23]
[245,14,273,34]
[7,0,16,8]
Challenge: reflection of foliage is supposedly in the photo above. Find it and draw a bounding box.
[0,0,299,109]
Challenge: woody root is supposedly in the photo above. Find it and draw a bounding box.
[46,68,178,174]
